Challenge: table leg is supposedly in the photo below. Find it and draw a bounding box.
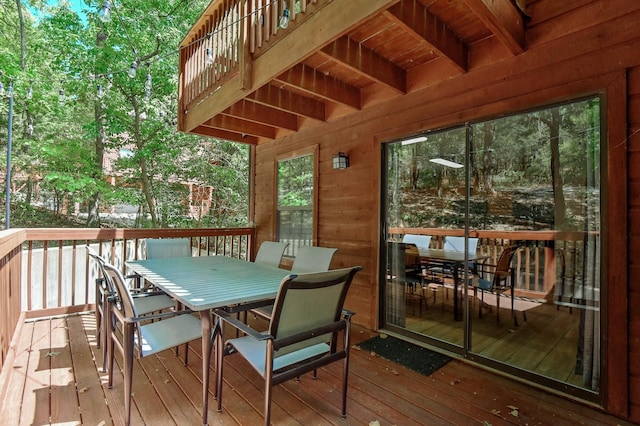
[200,310,213,426]
[452,264,461,321]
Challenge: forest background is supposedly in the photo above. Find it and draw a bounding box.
[0,0,250,229]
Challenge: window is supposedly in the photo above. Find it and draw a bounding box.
[276,148,317,256]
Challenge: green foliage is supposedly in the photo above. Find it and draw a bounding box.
[0,0,250,228]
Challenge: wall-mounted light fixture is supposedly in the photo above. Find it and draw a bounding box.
[332,152,349,170]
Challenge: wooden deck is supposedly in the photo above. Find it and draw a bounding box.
[0,312,631,426]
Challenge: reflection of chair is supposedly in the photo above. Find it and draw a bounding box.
[145,238,192,259]
[443,236,478,254]
[387,242,427,322]
[431,236,480,297]
[215,266,361,426]
[254,241,289,267]
[251,245,337,320]
[473,245,521,326]
[88,247,175,372]
[102,260,202,426]
[402,234,432,256]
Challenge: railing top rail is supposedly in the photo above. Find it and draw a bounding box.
[388,227,598,241]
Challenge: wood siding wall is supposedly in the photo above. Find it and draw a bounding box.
[254,0,639,420]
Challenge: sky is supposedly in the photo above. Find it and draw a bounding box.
[29,0,89,24]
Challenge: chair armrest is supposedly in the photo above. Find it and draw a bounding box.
[124,308,194,324]
[341,309,356,321]
[214,309,271,341]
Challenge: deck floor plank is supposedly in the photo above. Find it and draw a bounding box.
[67,315,112,425]
[1,320,34,425]
[0,313,634,426]
[49,317,81,424]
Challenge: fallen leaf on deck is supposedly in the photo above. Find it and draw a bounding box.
[450,379,460,385]
[369,421,381,426]
[379,333,388,339]
[78,386,89,393]
[482,421,492,426]
[491,409,501,416]
[352,345,362,350]
[97,421,106,426]
[164,379,171,384]
[46,351,60,357]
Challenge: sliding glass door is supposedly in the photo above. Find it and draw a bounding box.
[381,97,602,399]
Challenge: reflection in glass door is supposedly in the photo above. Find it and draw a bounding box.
[381,97,601,399]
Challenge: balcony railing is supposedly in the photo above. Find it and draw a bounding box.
[179,0,325,132]
[0,227,256,371]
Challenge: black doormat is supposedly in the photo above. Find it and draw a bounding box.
[358,335,451,376]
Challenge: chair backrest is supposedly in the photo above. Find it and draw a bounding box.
[443,236,478,254]
[254,241,289,267]
[268,266,361,357]
[145,238,192,259]
[100,258,139,319]
[87,246,115,292]
[402,234,431,255]
[291,246,337,273]
[493,245,521,284]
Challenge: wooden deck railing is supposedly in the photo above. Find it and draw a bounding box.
[0,227,256,371]
[179,0,321,119]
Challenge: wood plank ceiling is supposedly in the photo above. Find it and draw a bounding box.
[193,0,528,144]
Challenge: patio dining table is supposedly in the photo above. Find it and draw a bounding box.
[126,255,290,426]
[406,247,488,320]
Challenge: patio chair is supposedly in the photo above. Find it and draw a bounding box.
[473,245,522,326]
[214,266,362,426]
[254,241,289,267]
[251,245,337,321]
[145,237,192,259]
[88,247,175,373]
[102,260,202,426]
[291,245,338,272]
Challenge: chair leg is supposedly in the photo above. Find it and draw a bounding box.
[342,322,351,419]
[101,296,111,372]
[123,323,135,426]
[264,341,274,426]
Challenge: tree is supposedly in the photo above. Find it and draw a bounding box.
[0,0,250,228]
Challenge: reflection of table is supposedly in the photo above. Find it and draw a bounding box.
[126,256,289,426]
[406,247,488,320]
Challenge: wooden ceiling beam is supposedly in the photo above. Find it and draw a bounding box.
[384,0,467,73]
[206,115,276,139]
[320,36,407,94]
[463,0,525,55]
[275,64,362,110]
[247,84,327,121]
[190,125,259,145]
[224,100,299,131]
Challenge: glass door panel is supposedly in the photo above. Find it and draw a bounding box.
[384,126,467,348]
[467,99,601,394]
[381,97,601,396]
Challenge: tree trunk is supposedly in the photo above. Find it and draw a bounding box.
[132,98,158,226]
[549,108,566,227]
[86,101,104,228]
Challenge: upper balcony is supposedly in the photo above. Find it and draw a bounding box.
[178,0,526,144]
